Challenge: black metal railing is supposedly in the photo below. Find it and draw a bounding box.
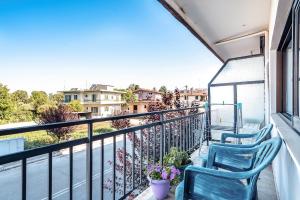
[0,107,207,200]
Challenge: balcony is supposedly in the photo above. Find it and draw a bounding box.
[0,54,276,200]
[0,107,206,200]
[0,0,297,199]
[83,99,126,105]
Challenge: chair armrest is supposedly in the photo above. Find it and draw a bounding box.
[184,165,252,182]
[206,144,258,168]
[221,132,257,143]
[211,142,256,148]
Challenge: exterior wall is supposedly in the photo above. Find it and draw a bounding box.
[62,89,124,117]
[180,94,207,107]
[271,115,300,200]
[127,102,149,113]
[0,138,24,156]
[268,1,300,200]
[135,91,162,101]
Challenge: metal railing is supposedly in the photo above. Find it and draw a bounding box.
[0,107,207,200]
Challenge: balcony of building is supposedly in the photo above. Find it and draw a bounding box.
[0,0,299,200]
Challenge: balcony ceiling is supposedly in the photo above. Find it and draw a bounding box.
[160,0,271,62]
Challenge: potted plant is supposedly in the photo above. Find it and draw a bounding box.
[163,148,192,180]
[147,164,181,200]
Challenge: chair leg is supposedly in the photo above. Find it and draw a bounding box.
[251,186,258,200]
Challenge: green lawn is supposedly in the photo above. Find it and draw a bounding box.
[0,122,115,149]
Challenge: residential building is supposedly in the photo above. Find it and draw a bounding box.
[127,88,163,113]
[179,88,207,107]
[61,84,125,117]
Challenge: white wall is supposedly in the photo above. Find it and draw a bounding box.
[271,116,300,200]
[268,1,300,200]
[0,138,24,156]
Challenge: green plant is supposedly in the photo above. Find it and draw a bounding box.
[163,147,192,168]
[68,100,83,112]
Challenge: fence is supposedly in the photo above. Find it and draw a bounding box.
[0,106,206,200]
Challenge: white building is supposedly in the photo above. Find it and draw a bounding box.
[61,84,125,117]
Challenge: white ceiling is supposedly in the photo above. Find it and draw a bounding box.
[163,0,271,61]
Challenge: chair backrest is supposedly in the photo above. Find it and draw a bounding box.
[253,124,273,145]
[248,137,282,199]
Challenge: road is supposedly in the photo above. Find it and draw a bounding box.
[0,138,132,200]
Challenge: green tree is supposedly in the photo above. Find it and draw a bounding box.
[128,84,140,91]
[11,90,29,104]
[11,103,33,122]
[0,84,13,123]
[159,86,167,94]
[50,93,64,105]
[30,91,48,110]
[68,100,83,112]
[122,89,137,105]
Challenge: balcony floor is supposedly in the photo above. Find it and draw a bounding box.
[136,131,278,200]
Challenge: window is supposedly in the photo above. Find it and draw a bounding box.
[279,1,300,133]
[195,96,199,100]
[74,95,78,100]
[92,94,97,102]
[105,106,109,111]
[282,39,293,115]
[144,105,147,109]
[91,107,98,113]
[65,95,71,103]
[105,95,108,100]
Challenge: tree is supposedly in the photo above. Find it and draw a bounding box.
[50,93,64,105]
[174,88,181,109]
[128,84,140,91]
[11,90,29,104]
[159,86,167,94]
[11,103,33,122]
[68,100,83,112]
[0,84,13,123]
[111,118,130,130]
[39,105,78,141]
[162,91,173,109]
[30,91,48,110]
[122,89,137,105]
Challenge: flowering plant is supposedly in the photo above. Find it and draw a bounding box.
[147,164,181,186]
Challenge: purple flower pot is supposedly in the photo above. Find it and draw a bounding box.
[148,177,170,200]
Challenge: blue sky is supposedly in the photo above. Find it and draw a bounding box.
[0,0,222,93]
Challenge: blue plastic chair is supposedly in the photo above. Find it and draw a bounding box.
[175,137,282,200]
[201,124,273,171]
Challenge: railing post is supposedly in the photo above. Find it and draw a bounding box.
[159,113,164,166]
[87,122,93,200]
[204,102,210,146]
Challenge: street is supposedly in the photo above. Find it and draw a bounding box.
[0,138,130,200]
